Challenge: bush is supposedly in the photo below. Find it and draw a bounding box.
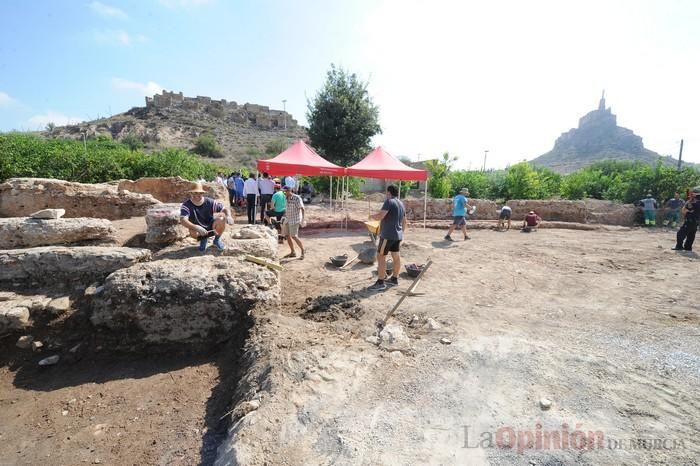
[0,133,221,183]
[194,133,224,158]
[121,132,144,151]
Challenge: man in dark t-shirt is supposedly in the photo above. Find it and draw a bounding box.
[369,185,406,291]
[180,182,234,252]
[672,187,700,252]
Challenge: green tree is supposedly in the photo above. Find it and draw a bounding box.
[194,132,224,158]
[424,153,457,198]
[505,162,541,199]
[306,64,381,165]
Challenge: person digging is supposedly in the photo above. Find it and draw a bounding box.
[369,185,406,291]
[179,182,234,252]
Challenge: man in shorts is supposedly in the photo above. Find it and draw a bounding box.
[445,188,472,241]
[369,185,406,291]
[282,186,305,259]
[497,204,512,231]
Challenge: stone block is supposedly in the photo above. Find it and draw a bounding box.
[0,305,30,332]
[145,204,188,245]
[0,217,114,248]
[0,246,151,284]
[91,256,280,345]
[30,208,66,219]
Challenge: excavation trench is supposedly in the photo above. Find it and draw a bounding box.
[0,277,261,466]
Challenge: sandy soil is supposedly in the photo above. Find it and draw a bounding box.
[1,208,699,465]
[229,225,700,465]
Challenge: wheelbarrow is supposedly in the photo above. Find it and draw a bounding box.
[364,220,380,245]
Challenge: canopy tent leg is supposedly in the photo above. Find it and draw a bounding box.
[423,178,428,229]
[398,181,401,200]
[329,176,333,211]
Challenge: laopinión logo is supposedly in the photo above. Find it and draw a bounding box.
[462,424,686,455]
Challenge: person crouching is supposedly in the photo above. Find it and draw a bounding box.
[521,210,541,232]
[179,182,234,252]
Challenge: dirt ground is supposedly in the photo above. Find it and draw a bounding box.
[234,224,700,465]
[1,205,699,465]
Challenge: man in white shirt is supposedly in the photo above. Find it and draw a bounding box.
[243,173,259,224]
[285,176,297,193]
[258,172,276,223]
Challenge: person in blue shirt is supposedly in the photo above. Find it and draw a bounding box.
[234,173,245,205]
[663,192,685,227]
[444,188,473,241]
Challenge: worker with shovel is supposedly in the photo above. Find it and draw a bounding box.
[368,185,406,291]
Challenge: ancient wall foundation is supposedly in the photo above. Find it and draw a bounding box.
[403,198,645,226]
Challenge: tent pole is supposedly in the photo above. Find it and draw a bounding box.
[345,176,349,230]
[341,176,346,229]
[329,176,333,211]
[398,180,401,200]
[336,177,340,213]
[423,178,428,229]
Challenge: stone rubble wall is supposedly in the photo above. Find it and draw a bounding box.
[0,178,160,220]
[117,177,228,204]
[403,198,644,226]
[0,217,115,248]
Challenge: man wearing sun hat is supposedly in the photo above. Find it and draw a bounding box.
[672,186,700,252]
[179,182,234,252]
[444,187,473,241]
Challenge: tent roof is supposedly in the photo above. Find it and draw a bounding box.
[256,140,346,176]
[347,147,428,181]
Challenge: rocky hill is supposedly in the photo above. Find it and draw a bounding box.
[531,92,687,173]
[51,91,307,168]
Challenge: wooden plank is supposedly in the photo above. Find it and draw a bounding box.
[245,255,284,271]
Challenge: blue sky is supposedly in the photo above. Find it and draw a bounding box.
[1,0,699,168]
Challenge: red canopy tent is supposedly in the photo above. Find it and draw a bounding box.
[347,147,430,228]
[256,140,345,176]
[346,147,428,181]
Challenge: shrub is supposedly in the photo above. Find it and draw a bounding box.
[0,133,220,183]
[194,133,224,158]
[121,132,144,152]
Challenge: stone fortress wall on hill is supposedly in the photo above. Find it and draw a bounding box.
[145,90,298,131]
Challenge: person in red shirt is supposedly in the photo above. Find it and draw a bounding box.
[521,210,541,232]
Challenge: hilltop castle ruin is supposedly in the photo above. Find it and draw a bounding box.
[531,91,660,173]
[145,90,299,130]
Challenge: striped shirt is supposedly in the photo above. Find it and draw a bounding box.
[285,194,304,224]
